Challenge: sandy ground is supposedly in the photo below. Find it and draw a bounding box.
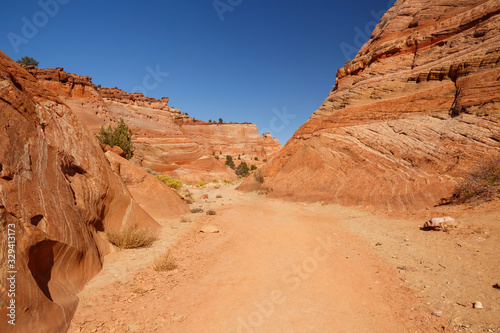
[68,184,499,333]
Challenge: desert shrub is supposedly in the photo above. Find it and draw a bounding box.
[254,157,258,161]
[185,198,193,204]
[215,155,220,160]
[219,118,223,123]
[254,169,264,183]
[180,215,190,223]
[16,56,39,67]
[263,159,268,162]
[250,164,257,171]
[206,210,216,215]
[153,250,177,271]
[196,182,207,187]
[106,226,157,249]
[216,194,222,198]
[213,179,219,183]
[155,175,183,190]
[344,59,352,66]
[143,167,160,176]
[97,118,134,159]
[225,155,235,169]
[224,180,233,184]
[235,161,249,177]
[191,208,204,213]
[452,156,500,204]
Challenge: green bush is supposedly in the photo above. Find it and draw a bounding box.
[452,156,500,204]
[155,175,183,190]
[225,155,235,169]
[235,162,250,177]
[250,164,257,171]
[97,118,134,159]
[16,56,39,67]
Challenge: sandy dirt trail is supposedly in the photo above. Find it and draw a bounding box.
[69,188,446,333]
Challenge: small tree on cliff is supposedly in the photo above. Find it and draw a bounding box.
[225,155,235,169]
[97,118,134,159]
[219,118,223,123]
[235,162,249,177]
[16,56,39,67]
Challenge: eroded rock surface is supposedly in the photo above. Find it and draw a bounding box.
[105,151,190,220]
[259,0,500,210]
[25,66,282,183]
[0,51,160,333]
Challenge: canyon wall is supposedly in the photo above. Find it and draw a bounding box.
[180,123,282,159]
[26,66,282,182]
[0,52,165,332]
[259,0,500,210]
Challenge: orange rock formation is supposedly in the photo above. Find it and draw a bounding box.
[26,66,282,183]
[0,51,183,332]
[257,0,500,210]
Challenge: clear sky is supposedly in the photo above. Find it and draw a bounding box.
[1,0,395,144]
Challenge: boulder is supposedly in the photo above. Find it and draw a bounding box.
[423,216,455,229]
[105,151,190,220]
[200,225,220,233]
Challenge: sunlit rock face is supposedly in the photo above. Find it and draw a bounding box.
[260,0,500,210]
[0,51,160,333]
[26,67,282,183]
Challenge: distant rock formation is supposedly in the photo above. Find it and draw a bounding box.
[24,66,282,183]
[0,51,171,332]
[26,66,101,102]
[257,0,500,210]
[100,87,173,112]
[180,123,282,160]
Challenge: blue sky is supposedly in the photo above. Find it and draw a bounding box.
[1,0,395,144]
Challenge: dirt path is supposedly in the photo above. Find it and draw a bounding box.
[69,186,500,333]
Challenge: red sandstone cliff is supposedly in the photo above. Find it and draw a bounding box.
[257,0,500,210]
[26,66,282,182]
[0,52,182,332]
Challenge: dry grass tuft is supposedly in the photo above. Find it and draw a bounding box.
[451,156,500,204]
[106,225,157,249]
[153,250,177,271]
[254,169,264,183]
[206,210,216,215]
